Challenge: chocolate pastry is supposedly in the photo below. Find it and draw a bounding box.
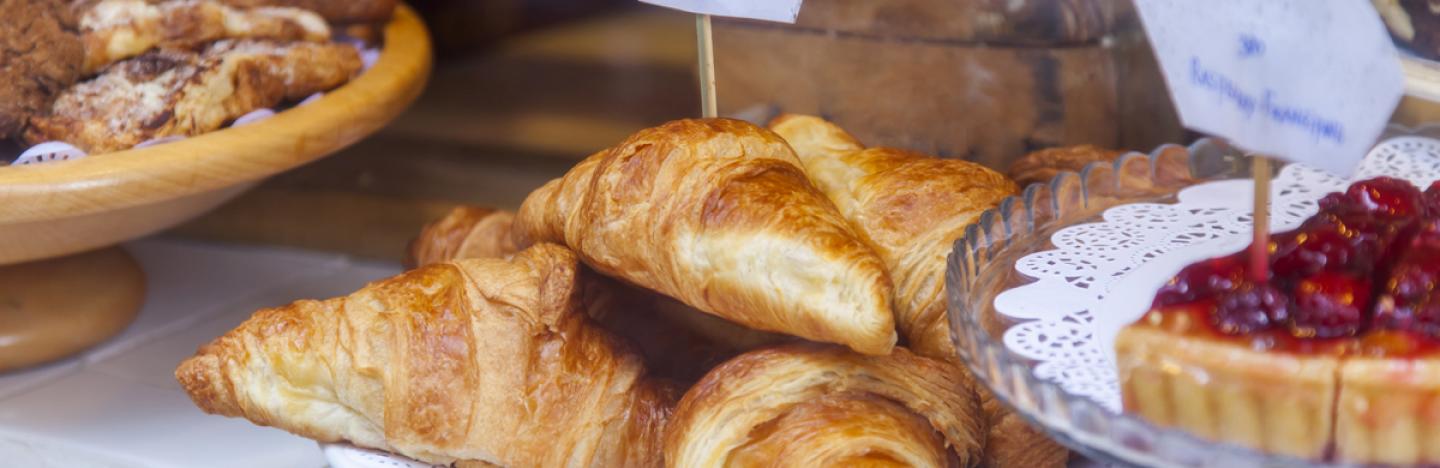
[0,0,83,138]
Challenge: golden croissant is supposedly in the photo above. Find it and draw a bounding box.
[406,206,785,383]
[664,344,985,467]
[406,206,520,268]
[514,118,897,355]
[175,243,675,467]
[770,114,1066,468]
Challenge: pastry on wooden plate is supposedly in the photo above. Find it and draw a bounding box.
[514,118,898,355]
[27,39,360,153]
[1118,177,1440,463]
[665,344,985,467]
[1005,144,1124,188]
[78,0,330,73]
[0,0,82,138]
[177,243,676,467]
[219,0,396,24]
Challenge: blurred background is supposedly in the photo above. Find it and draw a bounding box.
[172,0,1193,260]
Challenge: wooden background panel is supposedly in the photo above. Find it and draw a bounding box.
[784,0,1122,44]
[715,23,1121,168]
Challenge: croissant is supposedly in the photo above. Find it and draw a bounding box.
[406,206,783,383]
[769,115,1066,467]
[405,206,519,268]
[175,243,675,467]
[1006,144,1124,188]
[664,344,984,467]
[768,114,1015,361]
[514,118,897,355]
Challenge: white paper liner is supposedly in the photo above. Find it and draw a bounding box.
[13,142,86,165]
[322,444,438,468]
[231,108,276,126]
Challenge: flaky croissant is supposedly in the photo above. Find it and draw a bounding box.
[405,206,520,268]
[768,114,1015,361]
[175,243,675,467]
[664,344,984,467]
[514,118,897,355]
[406,205,785,383]
[770,115,1066,468]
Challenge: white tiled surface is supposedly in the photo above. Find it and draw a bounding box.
[0,239,400,468]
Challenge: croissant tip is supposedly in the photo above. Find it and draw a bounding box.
[175,351,240,417]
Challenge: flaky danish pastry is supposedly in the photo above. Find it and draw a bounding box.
[27,39,360,153]
[770,115,1065,467]
[664,344,984,467]
[175,243,675,467]
[514,118,897,355]
[79,0,330,73]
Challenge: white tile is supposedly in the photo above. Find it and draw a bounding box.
[0,359,78,400]
[0,371,323,468]
[91,261,402,391]
[84,241,349,363]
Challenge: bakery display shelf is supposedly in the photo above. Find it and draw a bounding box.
[946,126,1440,467]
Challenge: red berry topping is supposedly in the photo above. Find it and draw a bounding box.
[1290,272,1370,339]
[1339,177,1425,218]
[1211,282,1291,335]
[1270,221,1365,278]
[1373,225,1440,337]
[1427,180,1440,214]
[1154,255,1248,307]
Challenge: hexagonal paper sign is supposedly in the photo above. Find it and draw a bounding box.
[639,0,802,23]
[1135,0,1403,176]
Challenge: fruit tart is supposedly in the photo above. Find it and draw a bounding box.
[1117,176,1440,463]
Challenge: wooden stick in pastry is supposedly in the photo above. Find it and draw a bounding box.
[514,118,897,355]
[664,344,984,467]
[79,0,331,73]
[769,114,1067,468]
[175,243,675,467]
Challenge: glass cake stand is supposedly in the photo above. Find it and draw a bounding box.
[945,125,1440,468]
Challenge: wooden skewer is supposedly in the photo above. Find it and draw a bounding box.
[696,14,718,118]
[1250,155,1272,282]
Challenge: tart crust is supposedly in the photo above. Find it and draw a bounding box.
[1336,355,1440,464]
[1116,324,1338,459]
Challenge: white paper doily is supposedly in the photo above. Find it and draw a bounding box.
[322,443,440,468]
[993,136,1440,412]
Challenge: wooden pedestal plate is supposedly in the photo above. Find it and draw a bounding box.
[0,5,432,372]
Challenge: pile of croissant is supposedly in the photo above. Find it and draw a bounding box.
[176,115,1090,467]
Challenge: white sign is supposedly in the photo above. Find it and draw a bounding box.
[639,0,803,23]
[1134,0,1403,176]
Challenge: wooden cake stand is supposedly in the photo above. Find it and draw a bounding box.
[0,5,432,372]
